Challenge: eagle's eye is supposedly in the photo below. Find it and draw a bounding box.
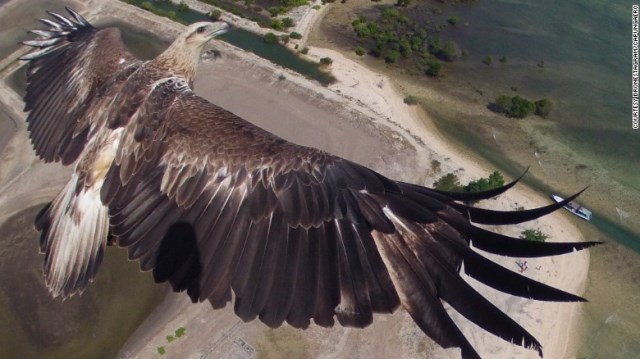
[196,26,206,34]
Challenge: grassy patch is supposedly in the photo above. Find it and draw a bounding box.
[256,327,309,359]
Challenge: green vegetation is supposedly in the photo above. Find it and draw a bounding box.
[137,1,180,22]
[430,159,441,173]
[177,1,189,11]
[355,45,366,56]
[491,95,553,119]
[208,9,222,20]
[257,327,309,359]
[268,6,288,17]
[482,55,492,65]
[432,40,460,61]
[520,229,549,242]
[270,19,284,30]
[264,32,280,44]
[404,95,419,105]
[385,50,400,63]
[350,7,463,78]
[447,16,459,25]
[200,0,272,27]
[280,0,308,6]
[281,17,295,28]
[433,171,505,194]
[289,31,303,39]
[266,0,308,17]
[153,327,188,356]
[320,57,333,65]
[433,173,463,192]
[395,0,411,7]
[534,98,553,118]
[312,4,321,9]
[424,59,442,77]
[300,46,309,54]
[465,171,504,193]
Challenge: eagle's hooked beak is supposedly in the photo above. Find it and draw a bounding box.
[206,21,230,39]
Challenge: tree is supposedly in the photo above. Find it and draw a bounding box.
[493,95,512,114]
[520,229,549,242]
[177,1,189,12]
[510,96,535,118]
[270,19,283,30]
[353,22,372,38]
[433,173,464,192]
[404,95,419,105]
[320,57,333,65]
[289,31,302,39]
[424,59,441,77]
[385,50,400,63]
[447,16,459,25]
[535,99,553,118]
[465,171,504,193]
[208,9,222,20]
[434,41,460,62]
[355,46,366,56]
[281,17,295,28]
[399,38,412,58]
[263,32,279,44]
[487,171,505,188]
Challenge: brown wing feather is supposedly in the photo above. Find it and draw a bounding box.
[22,10,140,164]
[101,74,596,358]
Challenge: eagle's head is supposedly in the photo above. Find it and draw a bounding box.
[183,21,230,49]
[156,21,230,83]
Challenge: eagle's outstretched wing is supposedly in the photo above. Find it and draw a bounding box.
[21,7,141,165]
[21,8,143,297]
[99,76,598,359]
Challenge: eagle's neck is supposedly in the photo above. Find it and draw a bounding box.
[152,38,202,84]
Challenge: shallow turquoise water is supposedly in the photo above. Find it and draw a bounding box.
[430,2,640,357]
[437,0,639,248]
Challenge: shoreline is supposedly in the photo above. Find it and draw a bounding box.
[0,1,591,358]
[303,44,589,359]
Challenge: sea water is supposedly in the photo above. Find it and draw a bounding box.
[433,1,640,357]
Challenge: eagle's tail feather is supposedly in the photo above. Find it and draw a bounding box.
[35,174,108,298]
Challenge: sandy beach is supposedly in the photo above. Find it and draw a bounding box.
[0,1,591,358]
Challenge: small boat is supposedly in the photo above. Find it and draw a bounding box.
[551,194,592,221]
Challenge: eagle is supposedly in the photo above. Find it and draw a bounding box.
[20,8,598,359]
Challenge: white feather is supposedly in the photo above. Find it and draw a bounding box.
[43,174,109,298]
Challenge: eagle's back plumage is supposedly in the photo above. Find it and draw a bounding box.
[20,9,600,359]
